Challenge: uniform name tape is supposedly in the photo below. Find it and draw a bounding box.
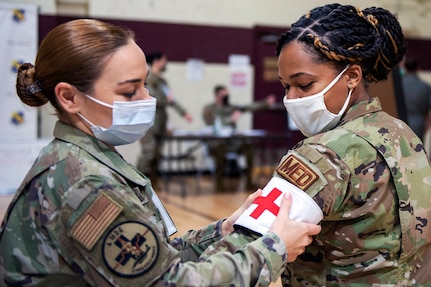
[277,154,318,191]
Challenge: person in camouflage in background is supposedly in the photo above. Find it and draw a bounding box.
[202,3,431,286]
[136,51,193,189]
[202,85,276,191]
[0,19,321,286]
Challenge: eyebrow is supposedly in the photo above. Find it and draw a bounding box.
[117,70,150,85]
[117,78,142,85]
[278,72,314,81]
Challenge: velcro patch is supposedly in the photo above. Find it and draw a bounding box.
[276,154,318,191]
[103,221,159,278]
[71,193,123,250]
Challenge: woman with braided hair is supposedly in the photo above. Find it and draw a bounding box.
[227,3,431,286]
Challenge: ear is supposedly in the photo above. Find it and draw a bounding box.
[54,82,82,114]
[346,64,362,89]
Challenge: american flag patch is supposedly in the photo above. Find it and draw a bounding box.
[71,193,123,250]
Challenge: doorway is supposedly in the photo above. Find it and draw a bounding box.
[252,26,305,146]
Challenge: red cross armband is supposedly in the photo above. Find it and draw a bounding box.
[234,177,323,235]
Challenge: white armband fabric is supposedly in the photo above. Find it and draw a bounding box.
[234,177,323,235]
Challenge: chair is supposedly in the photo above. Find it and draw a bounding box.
[159,140,203,197]
[200,143,244,191]
[224,152,242,177]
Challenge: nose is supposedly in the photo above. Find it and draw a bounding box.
[284,91,297,100]
[142,88,152,100]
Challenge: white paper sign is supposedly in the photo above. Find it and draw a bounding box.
[229,54,250,88]
[0,138,51,195]
[186,58,204,81]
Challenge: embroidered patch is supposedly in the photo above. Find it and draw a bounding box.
[102,221,159,278]
[276,154,318,191]
[71,193,123,250]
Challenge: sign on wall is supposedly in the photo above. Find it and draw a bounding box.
[0,2,38,140]
[0,3,39,195]
[229,54,250,88]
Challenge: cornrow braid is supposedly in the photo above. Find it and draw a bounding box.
[307,33,363,62]
[276,3,406,82]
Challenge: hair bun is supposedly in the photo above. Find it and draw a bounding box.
[16,63,48,107]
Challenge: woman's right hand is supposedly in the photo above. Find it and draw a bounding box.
[269,193,322,262]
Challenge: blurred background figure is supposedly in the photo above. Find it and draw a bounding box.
[137,51,193,188]
[401,55,431,141]
[202,84,276,191]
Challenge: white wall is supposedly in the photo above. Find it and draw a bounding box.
[5,0,431,38]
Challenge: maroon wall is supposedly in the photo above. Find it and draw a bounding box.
[39,15,431,69]
[39,15,254,64]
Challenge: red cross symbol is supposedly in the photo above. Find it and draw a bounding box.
[250,188,282,219]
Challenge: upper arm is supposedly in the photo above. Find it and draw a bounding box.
[60,176,179,286]
[274,142,351,219]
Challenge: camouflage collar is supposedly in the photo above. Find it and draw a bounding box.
[53,121,149,187]
[339,97,382,126]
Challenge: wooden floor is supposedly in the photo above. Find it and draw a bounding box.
[0,172,281,286]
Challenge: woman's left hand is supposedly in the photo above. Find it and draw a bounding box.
[221,189,262,236]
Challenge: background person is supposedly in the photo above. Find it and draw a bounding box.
[207,4,431,286]
[401,55,431,141]
[136,51,192,189]
[202,84,276,191]
[0,19,321,286]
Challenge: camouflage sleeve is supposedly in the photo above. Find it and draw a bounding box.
[157,230,287,287]
[60,177,179,286]
[168,100,187,116]
[241,100,270,113]
[277,131,397,284]
[288,131,390,218]
[170,220,224,261]
[61,176,286,286]
[273,141,352,218]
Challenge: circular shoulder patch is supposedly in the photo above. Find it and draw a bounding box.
[102,221,159,278]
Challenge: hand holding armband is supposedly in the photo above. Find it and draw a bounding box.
[234,177,323,235]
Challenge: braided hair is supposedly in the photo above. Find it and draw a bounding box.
[276,4,406,82]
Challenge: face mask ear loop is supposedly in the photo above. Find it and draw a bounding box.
[77,112,100,129]
[84,94,114,109]
[336,88,353,116]
[320,65,350,95]
[77,91,113,131]
[73,85,114,109]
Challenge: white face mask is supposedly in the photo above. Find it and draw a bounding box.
[78,94,156,146]
[283,66,352,137]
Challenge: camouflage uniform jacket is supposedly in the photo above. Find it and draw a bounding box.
[277,97,431,286]
[146,72,186,135]
[202,101,270,129]
[0,121,287,287]
[202,101,271,153]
